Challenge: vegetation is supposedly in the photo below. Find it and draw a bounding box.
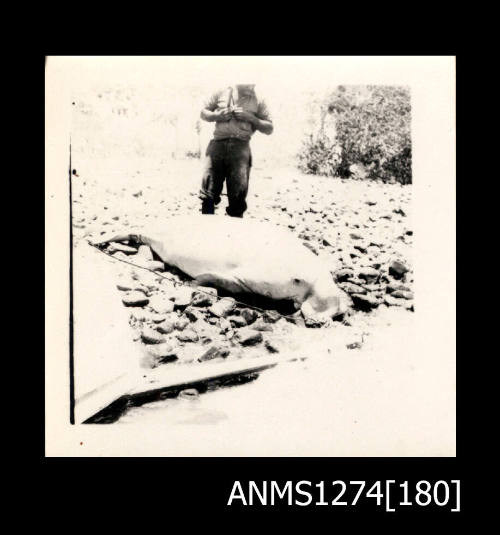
[297,86,412,184]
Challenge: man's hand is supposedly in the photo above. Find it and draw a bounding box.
[233,106,273,134]
[200,107,232,123]
[216,108,233,122]
[232,106,256,124]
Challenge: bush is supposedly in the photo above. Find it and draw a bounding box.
[297,85,412,184]
[297,134,341,176]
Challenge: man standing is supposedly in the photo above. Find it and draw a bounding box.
[199,84,273,217]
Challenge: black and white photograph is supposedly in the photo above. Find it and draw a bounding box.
[45,56,455,457]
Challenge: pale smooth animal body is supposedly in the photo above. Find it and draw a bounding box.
[95,215,351,321]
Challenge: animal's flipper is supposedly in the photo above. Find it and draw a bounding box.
[194,273,245,294]
[91,232,143,247]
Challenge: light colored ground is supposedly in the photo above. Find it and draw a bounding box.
[69,154,454,455]
[116,307,453,456]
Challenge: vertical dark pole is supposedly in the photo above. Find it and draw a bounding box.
[69,138,75,424]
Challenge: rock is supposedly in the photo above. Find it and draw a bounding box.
[208,297,236,318]
[116,283,133,291]
[141,327,164,344]
[132,284,149,295]
[389,260,409,279]
[148,295,175,314]
[146,343,178,362]
[334,268,355,282]
[339,282,367,295]
[196,286,218,297]
[219,317,232,333]
[150,313,172,323]
[147,260,165,272]
[351,293,381,311]
[129,309,149,322]
[393,207,406,217]
[136,245,153,260]
[122,292,149,307]
[349,232,363,240]
[240,308,259,325]
[174,317,190,331]
[302,242,318,255]
[353,244,367,254]
[236,328,263,346]
[391,290,414,300]
[384,295,404,307]
[386,283,412,294]
[228,315,247,328]
[156,320,175,334]
[305,317,324,328]
[346,341,362,350]
[264,339,281,353]
[195,320,221,345]
[198,344,230,362]
[361,283,381,293]
[130,269,159,286]
[251,319,274,332]
[176,329,199,343]
[172,286,195,309]
[108,242,137,254]
[161,273,180,285]
[357,267,380,283]
[183,306,205,322]
[191,291,216,307]
[264,340,280,353]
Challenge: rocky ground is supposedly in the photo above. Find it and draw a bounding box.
[71,157,413,419]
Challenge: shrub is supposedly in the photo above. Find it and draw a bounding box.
[297,85,412,184]
[297,133,341,177]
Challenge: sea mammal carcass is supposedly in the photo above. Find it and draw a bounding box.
[94,215,351,321]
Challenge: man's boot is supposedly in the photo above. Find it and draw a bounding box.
[201,199,215,214]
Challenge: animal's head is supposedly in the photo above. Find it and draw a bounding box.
[242,266,315,307]
[300,274,352,322]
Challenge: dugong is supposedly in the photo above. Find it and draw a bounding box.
[94,215,351,321]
